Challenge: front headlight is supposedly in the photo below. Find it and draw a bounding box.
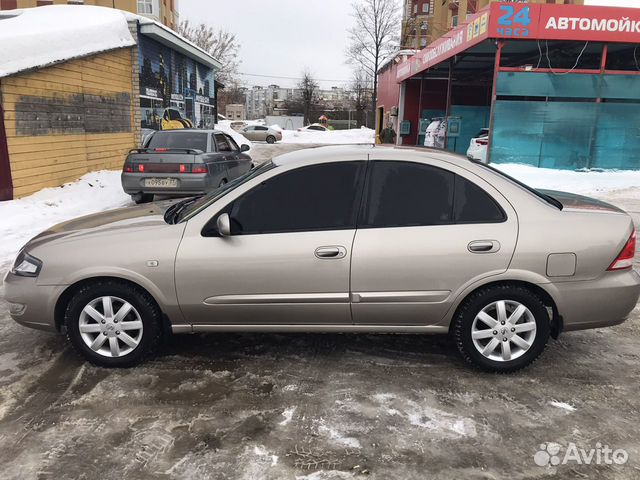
[10,251,43,277]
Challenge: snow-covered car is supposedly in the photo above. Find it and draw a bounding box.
[467,128,490,164]
[298,123,328,132]
[424,120,445,148]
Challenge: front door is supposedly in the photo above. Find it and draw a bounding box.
[175,160,367,325]
[350,160,518,325]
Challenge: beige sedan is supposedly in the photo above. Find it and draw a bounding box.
[240,125,283,144]
[4,146,640,371]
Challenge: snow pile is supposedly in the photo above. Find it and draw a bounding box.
[0,171,129,266]
[0,5,136,78]
[281,127,375,145]
[494,163,640,195]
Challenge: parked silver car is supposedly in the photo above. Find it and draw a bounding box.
[122,129,252,203]
[5,146,640,371]
[239,125,282,144]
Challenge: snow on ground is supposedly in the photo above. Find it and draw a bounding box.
[549,400,577,412]
[0,5,135,78]
[0,171,129,266]
[493,163,640,195]
[280,127,375,145]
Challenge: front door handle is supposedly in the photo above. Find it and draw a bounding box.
[315,246,347,259]
[468,240,500,253]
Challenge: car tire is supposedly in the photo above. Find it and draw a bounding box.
[64,280,162,368]
[132,193,154,204]
[266,135,276,144]
[218,178,227,187]
[452,285,550,373]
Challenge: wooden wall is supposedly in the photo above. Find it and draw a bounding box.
[0,48,136,198]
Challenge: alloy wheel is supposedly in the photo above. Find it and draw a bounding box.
[78,296,144,358]
[471,300,537,362]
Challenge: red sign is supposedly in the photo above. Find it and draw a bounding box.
[489,2,640,43]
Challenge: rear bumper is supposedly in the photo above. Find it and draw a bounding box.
[121,172,217,195]
[548,269,640,332]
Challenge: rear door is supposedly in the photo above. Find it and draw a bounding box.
[225,134,252,176]
[350,159,518,325]
[213,132,235,181]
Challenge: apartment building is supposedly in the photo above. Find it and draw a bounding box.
[401,0,584,50]
[0,0,179,29]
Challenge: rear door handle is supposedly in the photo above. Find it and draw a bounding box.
[315,246,347,259]
[468,240,500,253]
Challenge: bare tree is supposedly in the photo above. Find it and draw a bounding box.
[178,20,241,86]
[350,69,373,127]
[346,0,401,115]
[297,69,319,126]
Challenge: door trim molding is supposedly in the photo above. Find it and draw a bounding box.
[203,292,350,305]
[351,291,450,303]
[177,324,449,334]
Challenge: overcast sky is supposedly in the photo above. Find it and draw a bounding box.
[179,0,639,90]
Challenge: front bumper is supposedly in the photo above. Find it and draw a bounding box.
[3,270,62,332]
[549,268,640,332]
[121,172,216,196]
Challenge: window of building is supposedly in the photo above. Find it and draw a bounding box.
[36,0,53,5]
[228,162,366,235]
[422,3,429,14]
[67,0,84,4]
[137,0,154,15]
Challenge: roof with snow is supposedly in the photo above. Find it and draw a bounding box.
[0,5,221,79]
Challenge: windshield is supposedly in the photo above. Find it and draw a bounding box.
[473,161,562,210]
[147,131,208,151]
[174,161,277,223]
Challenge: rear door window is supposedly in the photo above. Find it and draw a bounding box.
[214,133,232,152]
[146,132,208,151]
[453,175,506,223]
[361,161,454,228]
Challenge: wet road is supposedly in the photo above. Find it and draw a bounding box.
[1,145,639,479]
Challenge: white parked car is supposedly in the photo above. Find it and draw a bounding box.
[298,123,328,132]
[467,128,489,164]
[424,120,445,149]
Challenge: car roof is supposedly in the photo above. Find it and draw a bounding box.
[272,145,475,170]
[151,128,226,135]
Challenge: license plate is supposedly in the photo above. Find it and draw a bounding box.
[144,178,178,188]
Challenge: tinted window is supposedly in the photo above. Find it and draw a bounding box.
[214,133,232,152]
[362,161,454,228]
[229,162,365,234]
[147,132,207,151]
[454,175,505,223]
[256,126,268,131]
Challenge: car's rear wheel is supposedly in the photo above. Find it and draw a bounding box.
[452,285,550,373]
[65,281,162,367]
[218,178,227,187]
[132,193,154,204]
[266,135,276,144]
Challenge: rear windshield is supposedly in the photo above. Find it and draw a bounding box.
[146,132,208,151]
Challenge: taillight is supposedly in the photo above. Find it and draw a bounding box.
[138,164,145,173]
[608,230,636,271]
[123,164,133,173]
[179,164,187,173]
[476,138,489,146]
[191,164,208,174]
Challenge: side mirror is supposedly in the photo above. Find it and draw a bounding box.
[217,213,231,237]
[240,144,250,152]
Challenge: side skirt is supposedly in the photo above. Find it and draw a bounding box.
[172,324,449,334]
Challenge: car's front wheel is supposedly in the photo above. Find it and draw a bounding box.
[452,285,550,373]
[65,280,162,367]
